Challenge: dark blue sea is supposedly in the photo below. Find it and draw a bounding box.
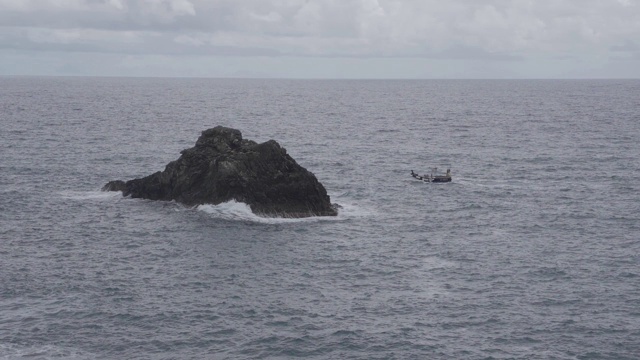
[1,77,639,359]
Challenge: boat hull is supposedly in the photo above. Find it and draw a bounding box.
[430,177,451,183]
[411,171,451,183]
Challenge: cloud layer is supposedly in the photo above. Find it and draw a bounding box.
[1,0,639,77]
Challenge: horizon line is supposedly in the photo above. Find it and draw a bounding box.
[2,74,639,81]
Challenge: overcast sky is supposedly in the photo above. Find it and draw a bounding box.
[1,0,639,78]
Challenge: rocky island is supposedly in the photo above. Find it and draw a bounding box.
[103,126,338,218]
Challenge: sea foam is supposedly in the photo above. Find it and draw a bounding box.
[58,190,122,200]
[196,199,372,224]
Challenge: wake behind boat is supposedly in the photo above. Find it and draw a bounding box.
[411,168,452,183]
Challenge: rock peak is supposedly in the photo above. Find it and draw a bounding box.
[195,126,244,152]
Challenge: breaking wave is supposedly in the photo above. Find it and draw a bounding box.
[196,200,373,224]
[58,190,122,200]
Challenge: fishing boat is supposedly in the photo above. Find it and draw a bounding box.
[411,168,451,183]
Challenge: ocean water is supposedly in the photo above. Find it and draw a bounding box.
[1,77,639,359]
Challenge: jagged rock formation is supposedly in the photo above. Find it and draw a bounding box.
[103,126,338,218]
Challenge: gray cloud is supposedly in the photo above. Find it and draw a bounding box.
[610,40,640,52]
[1,0,639,78]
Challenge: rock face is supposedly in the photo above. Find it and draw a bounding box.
[103,126,338,217]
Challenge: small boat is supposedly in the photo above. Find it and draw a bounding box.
[411,168,452,183]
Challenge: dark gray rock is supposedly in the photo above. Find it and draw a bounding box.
[103,126,338,218]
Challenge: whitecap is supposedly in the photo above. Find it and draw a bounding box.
[58,190,122,200]
[421,256,458,270]
[196,199,373,224]
[333,201,377,219]
[0,343,94,360]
